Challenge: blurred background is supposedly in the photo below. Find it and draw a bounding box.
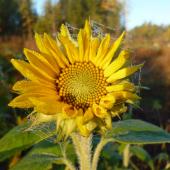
[0,0,170,169]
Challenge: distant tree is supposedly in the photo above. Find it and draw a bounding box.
[19,0,37,39]
[45,0,56,33]
[34,0,60,34]
[34,0,125,35]
[130,23,164,38]
[58,0,125,34]
[0,0,22,36]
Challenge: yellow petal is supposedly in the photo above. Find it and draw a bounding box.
[24,48,59,77]
[76,116,90,136]
[84,20,91,38]
[8,93,42,108]
[104,50,129,77]
[83,20,91,61]
[58,34,77,63]
[77,29,84,61]
[60,24,77,46]
[86,120,97,132]
[82,20,91,49]
[100,94,116,109]
[100,31,125,69]
[30,97,65,115]
[8,96,32,108]
[35,33,61,70]
[35,33,49,54]
[92,104,108,118]
[12,80,56,92]
[62,105,78,117]
[11,59,55,84]
[64,119,76,138]
[95,34,110,66]
[107,64,143,83]
[111,103,127,117]
[112,91,141,101]
[60,24,69,37]
[56,112,68,132]
[41,52,60,71]
[89,37,100,62]
[84,42,90,62]
[104,114,112,129]
[106,82,135,92]
[83,107,94,123]
[43,33,69,67]
[23,88,58,98]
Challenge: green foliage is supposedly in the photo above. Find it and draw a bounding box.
[106,119,170,144]
[130,146,154,170]
[0,55,16,136]
[0,122,56,161]
[19,0,37,37]
[0,0,22,35]
[9,141,75,170]
[0,119,170,170]
[58,0,124,29]
[0,0,37,36]
[10,141,61,170]
[34,0,125,34]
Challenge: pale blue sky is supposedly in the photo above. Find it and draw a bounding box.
[33,0,57,15]
[33,0,170,30]
[126,0,170,29]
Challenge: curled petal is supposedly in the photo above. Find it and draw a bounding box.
[111,104,127,117]
[92,104,108,118]
[62,105,79,117]
[100,94,116,109]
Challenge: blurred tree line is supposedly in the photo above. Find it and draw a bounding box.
[0,0,125,38]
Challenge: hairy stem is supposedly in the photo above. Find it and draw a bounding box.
[123,144,130,168]
[71,133,92,170]
[62,158,76,170]
[59,142,76,170]
[92,137,114,170]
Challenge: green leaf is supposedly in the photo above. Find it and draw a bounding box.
[9,141,60,170]
[106,119,170,144]
[10,141,76,170]
[154,152,169,162]
[130,146,154,170]
[0,122,56,161]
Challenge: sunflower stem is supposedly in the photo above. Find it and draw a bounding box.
[92,137,114,170]
[123,144,130,168]
[61,158,76,170]
[59,142,76,170]
[71,133,92,170]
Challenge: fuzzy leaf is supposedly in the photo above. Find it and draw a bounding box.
[106,119,170,144]
[130,146,154,170]
[0,122,56,161]
[9,141,76,170]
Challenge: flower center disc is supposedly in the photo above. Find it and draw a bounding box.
[57,62,107,109]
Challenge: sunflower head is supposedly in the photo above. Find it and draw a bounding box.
[9,20,142,137]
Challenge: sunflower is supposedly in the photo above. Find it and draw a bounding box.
[9,20,142,137]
